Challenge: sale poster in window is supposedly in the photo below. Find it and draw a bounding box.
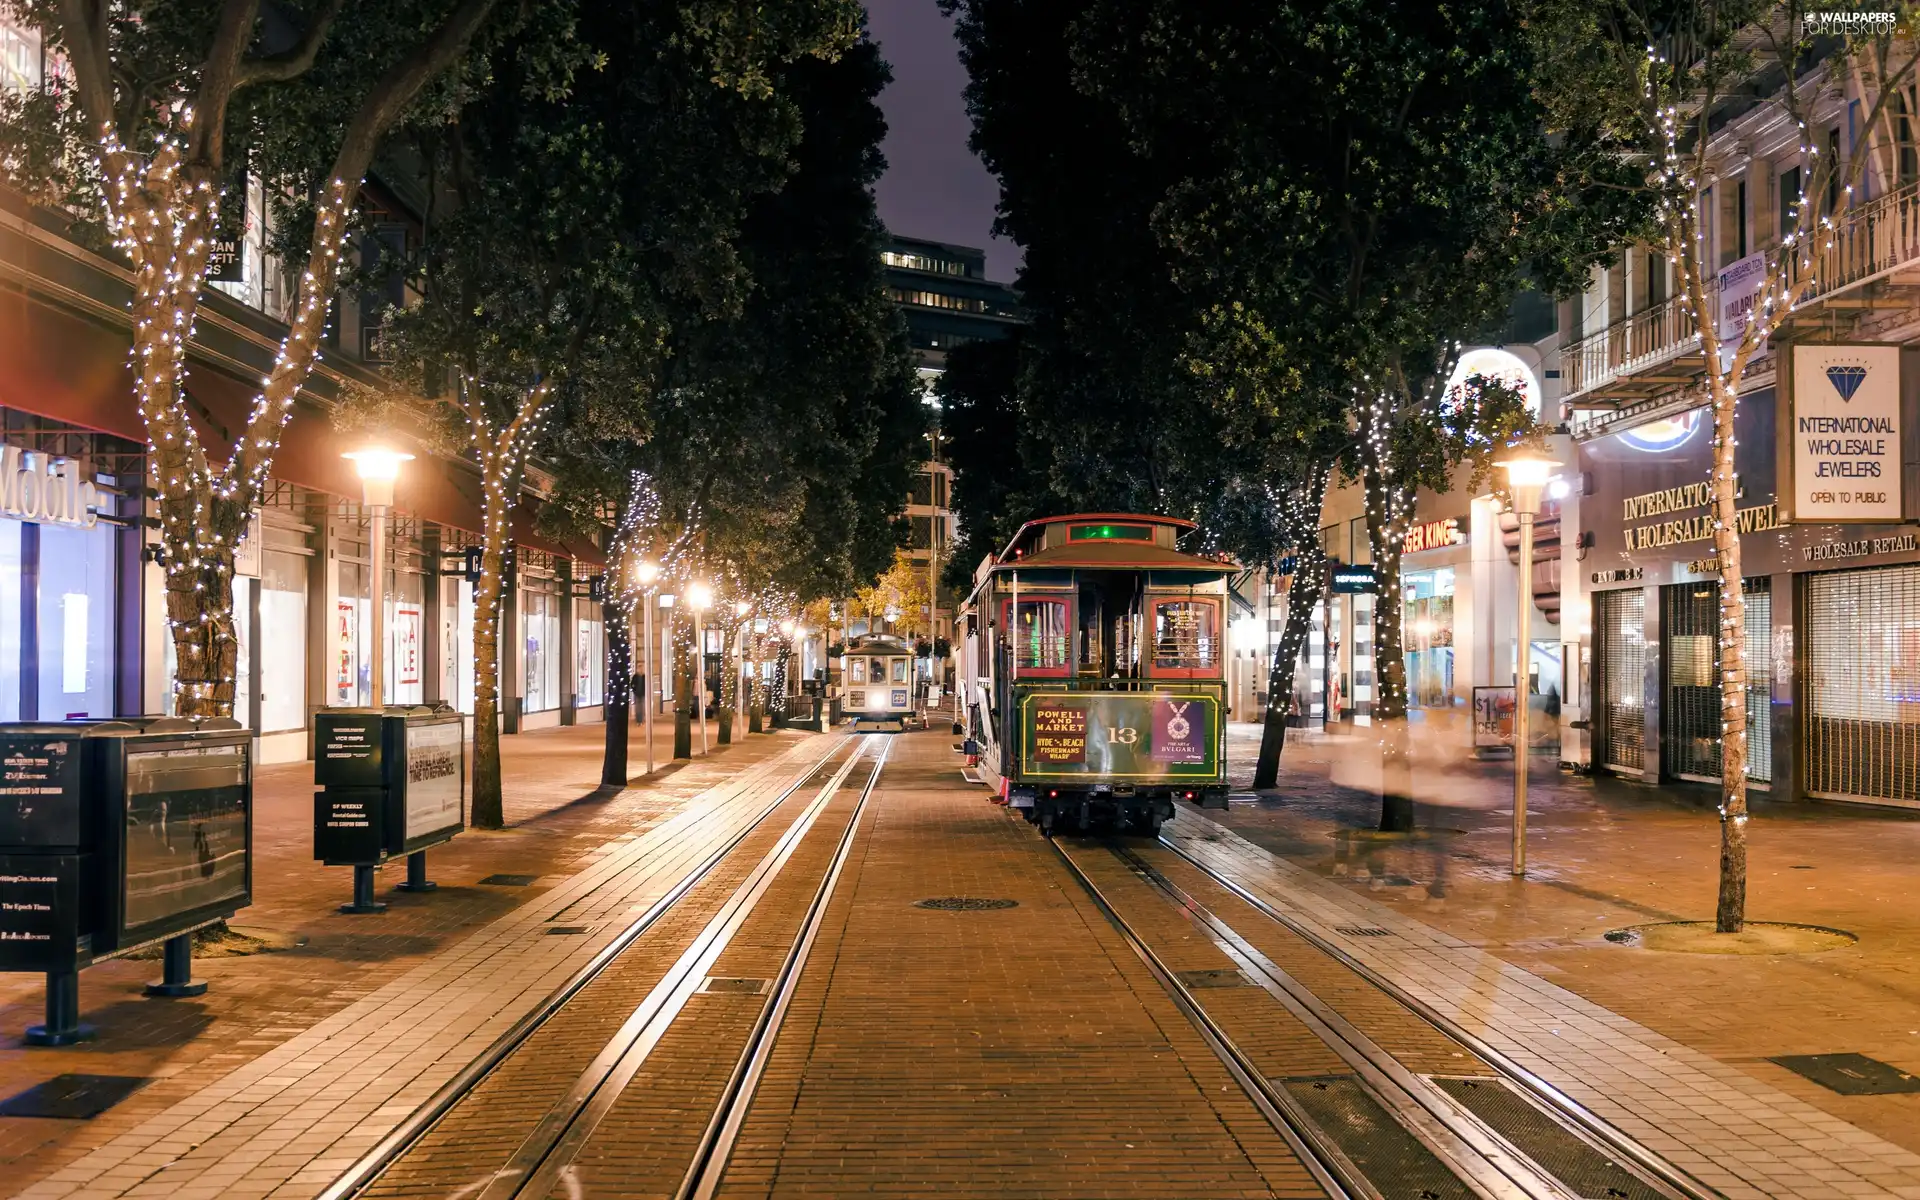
[335,601,355,696]
[395,604,422,686]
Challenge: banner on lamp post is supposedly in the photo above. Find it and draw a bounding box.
[1780,343,1903,524]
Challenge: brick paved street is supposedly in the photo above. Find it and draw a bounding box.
[0,720,806,1196]
[1218,721,1920,1181]
[8,719,1920,1199]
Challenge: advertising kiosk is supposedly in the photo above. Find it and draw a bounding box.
[0,717,253,1044]
[314,706,465,913]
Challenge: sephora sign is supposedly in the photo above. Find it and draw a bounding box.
[0,444,103,529]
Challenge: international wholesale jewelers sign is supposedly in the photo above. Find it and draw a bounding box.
[1783,343,1903,524]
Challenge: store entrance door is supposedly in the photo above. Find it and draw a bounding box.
[1593,588,1647,775]
[1660,579,1771,785]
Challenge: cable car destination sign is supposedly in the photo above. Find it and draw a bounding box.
[1782,343,1903,524]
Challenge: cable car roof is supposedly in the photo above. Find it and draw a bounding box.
[845,633,917,655]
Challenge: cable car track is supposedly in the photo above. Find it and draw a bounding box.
[1050,832,1705,1200]
[321,733,879,1200]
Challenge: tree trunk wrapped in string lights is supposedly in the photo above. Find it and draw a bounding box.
[8,0,502,716]
[1252,465,1331,789]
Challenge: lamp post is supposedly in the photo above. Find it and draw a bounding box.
[341,446,414,909]
[1496,456,1556,878]
[688,581,713,754]
[343,447,414,709]
[635,560,660,777]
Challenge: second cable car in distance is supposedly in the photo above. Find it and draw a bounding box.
[841,633,918,732]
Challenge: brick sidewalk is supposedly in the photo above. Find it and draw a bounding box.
[1218,721,1920,1178]
[0,719,810,1196]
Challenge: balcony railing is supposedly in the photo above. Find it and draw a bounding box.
[1560,292,1700,399]
[1559,178,1920,405]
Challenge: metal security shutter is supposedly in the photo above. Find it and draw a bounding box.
[1661,579,1772,783]
[1805,565,1920,804]
[1594,589,1647,773]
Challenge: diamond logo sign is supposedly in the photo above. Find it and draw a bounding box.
[1826,364,1868,402]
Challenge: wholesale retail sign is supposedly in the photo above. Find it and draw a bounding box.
[1785,344,1902,523]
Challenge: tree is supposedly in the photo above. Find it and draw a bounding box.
[0,0,523,715]
[856,549,931,638]
[1526,1,1919,930]
[1079,0,1638,829]
[371,0,859,824]
[942,0,1224,529]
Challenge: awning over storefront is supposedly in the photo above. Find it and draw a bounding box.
[0,289,602,566]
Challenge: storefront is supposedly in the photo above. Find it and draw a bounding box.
[2,272,609,760]
[0,418,137,721]
[1582,370,1920,806]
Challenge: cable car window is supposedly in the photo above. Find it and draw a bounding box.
[1153,599,1219,673]
[1004,598,1070,674]
[850,657,867,684]
[891,658,908,684]
[871,657,888,683]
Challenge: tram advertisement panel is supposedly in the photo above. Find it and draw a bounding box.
[1017,692,1220,781]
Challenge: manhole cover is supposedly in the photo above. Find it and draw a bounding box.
[1769,1053,1920,1095]
[546,925,596,936]
[1177,968,1252,988]
[0,1075,149,1120]
[915,897,1019,911]
[479,874,539,887]
[1335,926,1394,938]
[703,977,771,994]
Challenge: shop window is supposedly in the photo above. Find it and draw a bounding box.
[523,587,561,712]
[0,522,21,721]
[35,522,116,719]
[386,566,425,707]
[576,614,604,706]
[1403,568,1456,709]
[260,551,307,732]
[1150,598,1220,676]
[1004,597,1070,675]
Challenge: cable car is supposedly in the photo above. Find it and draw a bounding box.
[956,513,1232,834]
[842,633,918,732]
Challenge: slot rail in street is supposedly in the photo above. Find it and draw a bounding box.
[319,733,891,1200]
[1050,829,1717,1200]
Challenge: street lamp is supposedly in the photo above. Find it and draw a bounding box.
[341,447,414,709]
[341,445,413,912]
[688,581,713,754]
[1496,455,1557,878]
[634,559,660,777]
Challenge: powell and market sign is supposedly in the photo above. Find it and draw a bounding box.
[0,444,103,529]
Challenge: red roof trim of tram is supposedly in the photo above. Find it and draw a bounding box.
[997,512,1197,563]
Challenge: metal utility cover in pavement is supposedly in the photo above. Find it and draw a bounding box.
[1431,1077,1667,1200]
[1176,968,1254,989]
[479,874,539,887]
[546,925,597,936]
[1281,1075,1473,1199]
[1769,1053,1920,1095]
[702,977,771,995]
[1335,926,1394,938]
[0,1075,149,1119]
[915,897,1019,910]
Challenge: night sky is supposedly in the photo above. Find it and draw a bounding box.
[865,0,1021,284]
